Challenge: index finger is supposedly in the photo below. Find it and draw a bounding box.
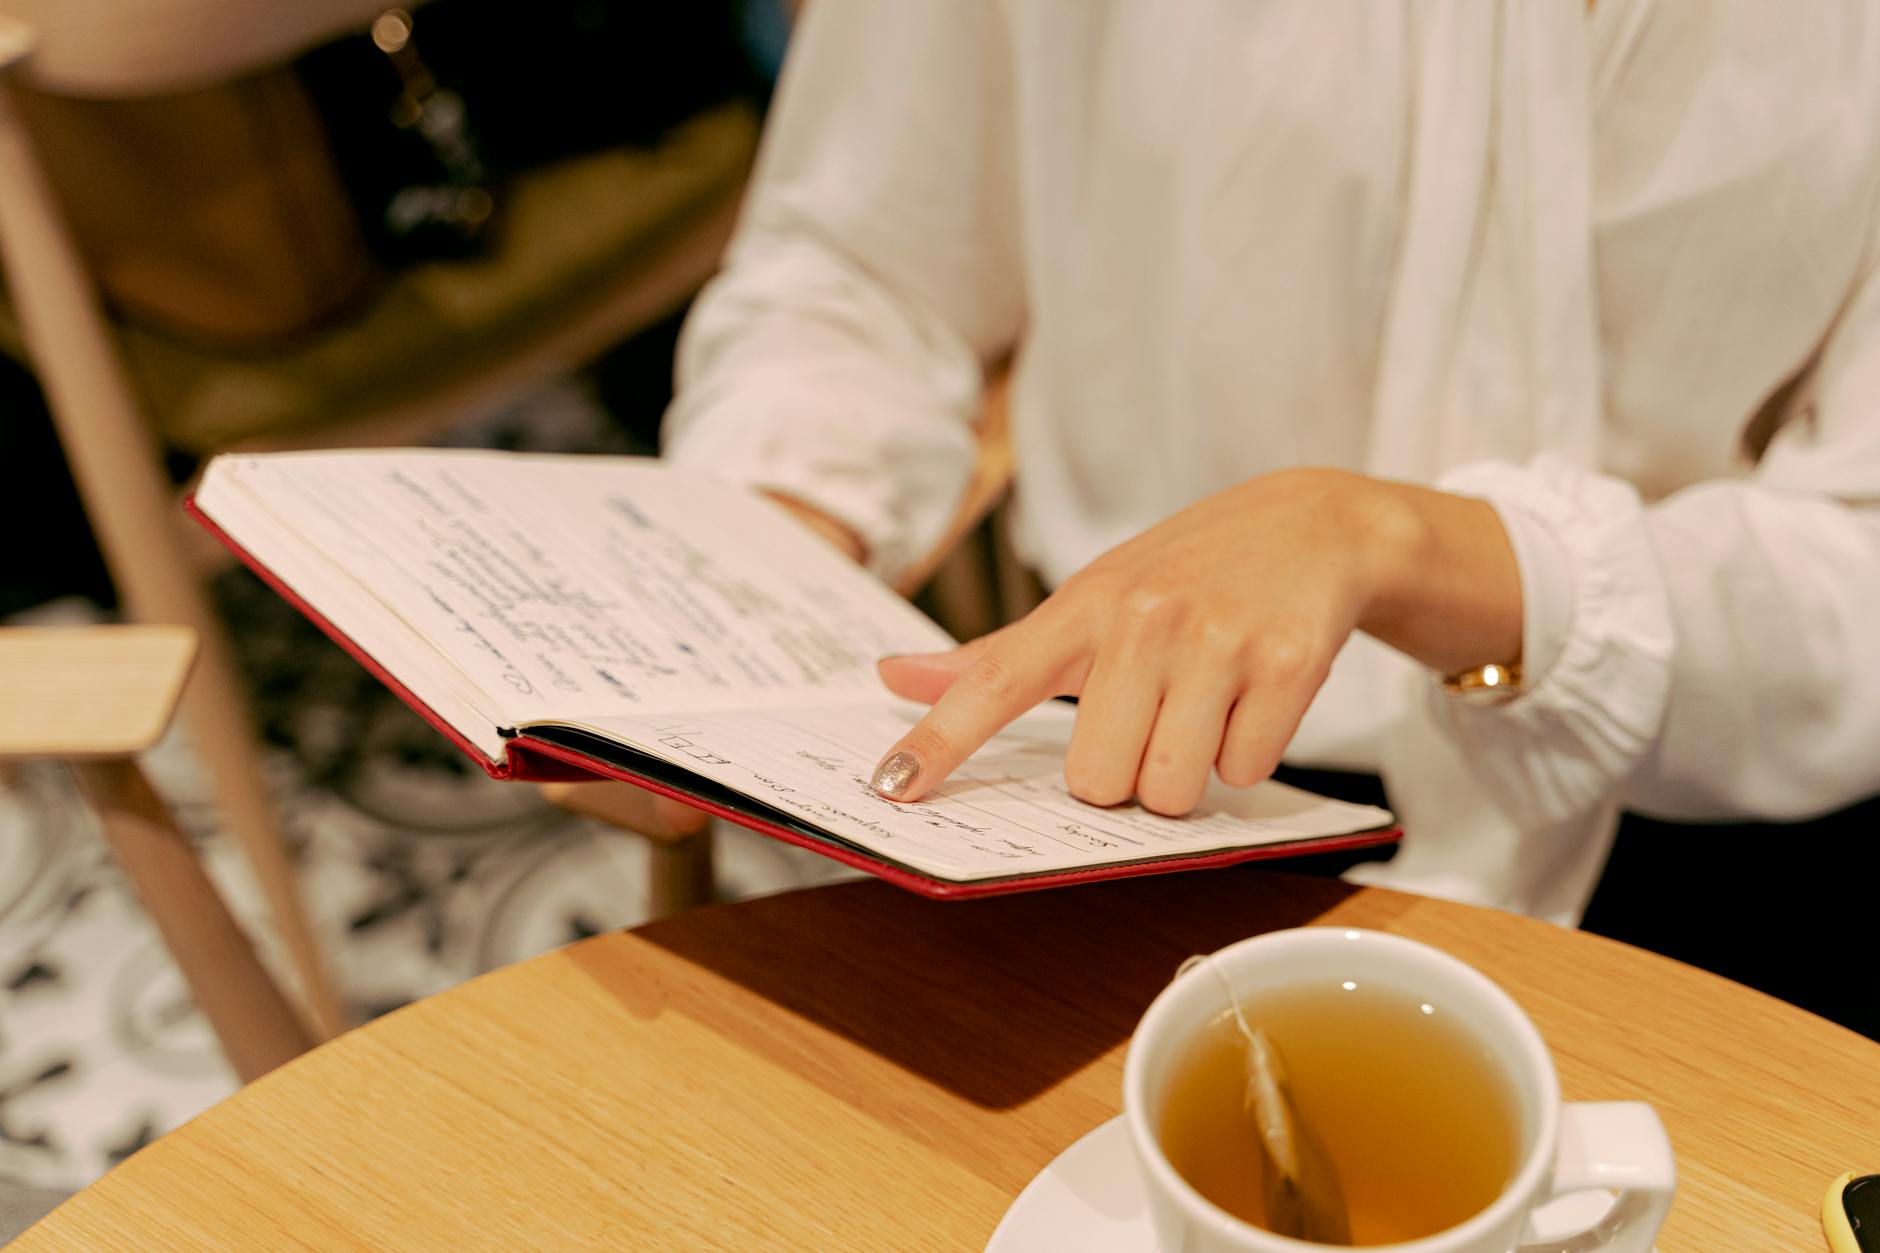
[870,619,1082,803]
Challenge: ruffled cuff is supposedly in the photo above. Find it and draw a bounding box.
[1427,454,1676,823]
[1484,490,1574,689]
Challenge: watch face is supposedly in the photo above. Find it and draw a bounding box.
[1847,1175,1880,1253]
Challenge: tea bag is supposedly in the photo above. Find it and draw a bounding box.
[1240,1023,1351,1243]
[1178,956,1352,1244]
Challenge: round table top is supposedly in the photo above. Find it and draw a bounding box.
[20,870,1879,1250]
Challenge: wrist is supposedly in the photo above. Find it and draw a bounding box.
[1330,474,1432,637]
[1344,477,1524,674]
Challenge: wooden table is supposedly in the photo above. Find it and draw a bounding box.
[19,870,1879,1250]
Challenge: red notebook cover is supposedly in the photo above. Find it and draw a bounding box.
[187,497,1401,900]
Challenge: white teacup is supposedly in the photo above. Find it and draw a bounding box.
[1124,927,1674,1252]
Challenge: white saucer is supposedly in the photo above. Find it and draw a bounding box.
[986,1116,1656,1252]
[987,1116,1155,1252]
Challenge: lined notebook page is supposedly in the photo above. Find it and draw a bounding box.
[564,701,1393,882]
[200,451,954,740]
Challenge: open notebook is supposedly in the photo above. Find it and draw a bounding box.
[188,450,1396,898]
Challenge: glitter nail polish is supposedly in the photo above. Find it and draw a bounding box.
[872,750,920,799]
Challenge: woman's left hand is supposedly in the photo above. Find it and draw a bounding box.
[869,467,1524,815]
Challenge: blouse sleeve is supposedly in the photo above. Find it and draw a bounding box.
[660,0,1025,585]
[1428,254,1880,825]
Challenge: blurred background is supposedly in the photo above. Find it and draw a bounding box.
[0,0,1031,1206]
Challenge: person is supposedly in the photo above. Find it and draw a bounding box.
[659,2,1880,956]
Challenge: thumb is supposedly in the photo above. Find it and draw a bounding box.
[877,631,1002,705]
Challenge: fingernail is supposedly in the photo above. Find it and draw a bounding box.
[872,750,921,799]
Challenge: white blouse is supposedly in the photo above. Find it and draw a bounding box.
[664,0,1880,922]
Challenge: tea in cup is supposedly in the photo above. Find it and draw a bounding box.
[1124,928,1674,1251]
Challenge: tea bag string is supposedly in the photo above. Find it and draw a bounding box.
[1174,954,1353,1243]
[1174,954,1303,1184]
[1177,953,1258,1048]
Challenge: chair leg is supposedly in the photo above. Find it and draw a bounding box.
[72,758,315,1082]
[0,80,345,1038]
[174,634,349,1036]
[647,829,714,918]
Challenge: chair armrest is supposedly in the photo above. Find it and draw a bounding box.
[0,624,195,758]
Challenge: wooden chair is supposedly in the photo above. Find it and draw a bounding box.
[0,8,756,1034]
[0,625,314,1081]
[542,377,1021,917]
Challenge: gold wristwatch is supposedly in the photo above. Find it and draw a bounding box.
[1440,661,1524,705]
